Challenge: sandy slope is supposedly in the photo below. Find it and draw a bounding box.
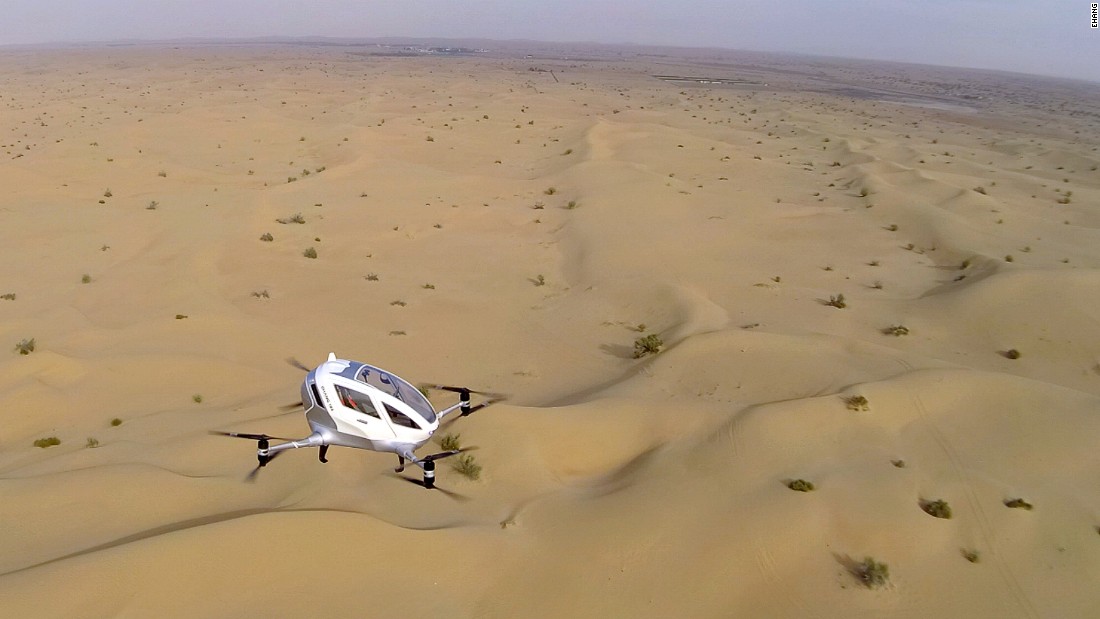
[2,44,1099,618]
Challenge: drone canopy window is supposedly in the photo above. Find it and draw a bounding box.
[384,403,420,429]
[336,385,380,419]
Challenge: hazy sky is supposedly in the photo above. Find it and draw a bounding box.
[3,0,1099,81]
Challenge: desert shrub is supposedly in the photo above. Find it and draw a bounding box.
[962,549,980,563]
[633,334,663,358]
[565,200,578,209]
[147,200,159,210]
[921,499,952,519]
[973,186,986,195]
[857,557,890,589]
[453,453,482,480]
[14,338,35,355]
[422,283,435,289]
[81,274,92,284]
[787,479,815,492]
[825,294,847,309]
[533,274,546,286]
[0,293,15,300]
[303,247,318,259]
[390,300,406,307]
[251,290,270,298]
[276,213,306,224]
[1004,349,1021,359]
[86,437,100,448]
[365,273,380,281]
[439,433,461,451]
[882,325,909,336]
[103,188,112,197]
[110,417,123,426]
[34,436,61,448]
[544,187,557,195]
[845,395,869,411]
[192,394,203,403]
[260,232,273,242]
[1004,498,1033,510]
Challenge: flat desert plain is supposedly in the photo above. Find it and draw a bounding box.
[2,42,1100,618]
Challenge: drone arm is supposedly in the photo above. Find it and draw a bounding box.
[437,402,464,419]
[260,432,325,457]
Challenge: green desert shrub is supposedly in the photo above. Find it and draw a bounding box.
[86,437,100,448]
[844,395,869,411]
[882,325,909,336]
[857,557,889,589]
[921,499,952,519]
[1004,498,1033,510]
[439,433,462,451]
[453,453,481,480]
[14,338,35,355]
[110,417,123,427]
[787,479,815,492]
[34,436,61,448]
[633,334,663,358]
[303,247,318,259]
[277,213,306,224]
[825,294,847,309]
[260,232,274,242]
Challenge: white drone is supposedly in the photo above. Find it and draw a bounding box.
[214,353,504,493]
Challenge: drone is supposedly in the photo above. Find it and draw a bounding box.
[213,353,504,492]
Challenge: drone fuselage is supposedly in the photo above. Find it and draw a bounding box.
[219,353,482,486]
[298,356,442,459]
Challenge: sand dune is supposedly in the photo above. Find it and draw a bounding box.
[2,44,1099,618]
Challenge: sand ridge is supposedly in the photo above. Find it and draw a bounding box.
[1,43,1099,617]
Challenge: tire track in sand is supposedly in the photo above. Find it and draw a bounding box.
[906,386,1039,619]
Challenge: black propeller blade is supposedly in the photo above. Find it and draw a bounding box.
[245,449,286,483]
[422,384,508,399]
[210,431,297,441]
[422,447,477,463]
[463,397,505,416]
[387,473,469,501]
[286,357,311,372]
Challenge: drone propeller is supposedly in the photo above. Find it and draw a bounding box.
[462,397,505,416]
[423,384,507,399]
[245,448,287,483]
[438,396,506,431]
[387,472,469,501]
[286,357,311,372]
[210,431,297,441]
[212,431,295,441]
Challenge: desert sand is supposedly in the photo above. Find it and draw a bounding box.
[1,41,1099,618]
